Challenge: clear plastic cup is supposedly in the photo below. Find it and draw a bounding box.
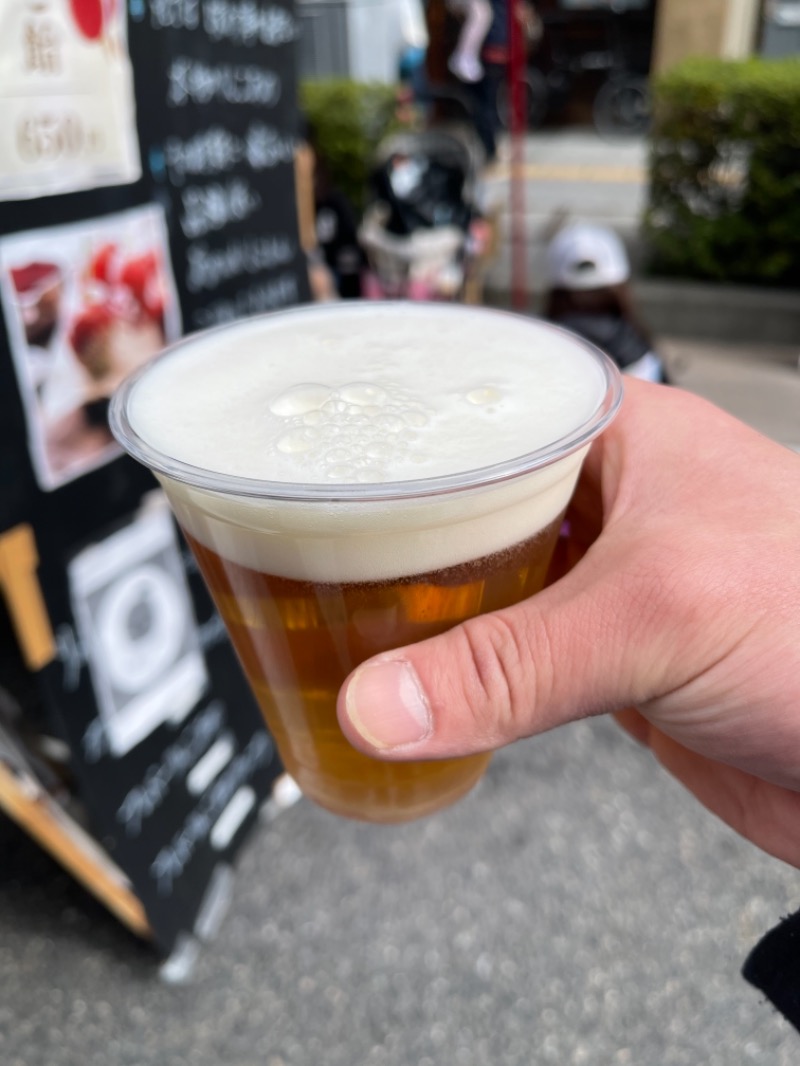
[110,303,622,823]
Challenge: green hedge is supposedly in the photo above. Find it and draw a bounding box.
[300,79,400,212]
[644,57,800,288]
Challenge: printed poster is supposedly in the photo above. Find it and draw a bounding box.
[0,204,181,491]
[68,498,208,757]
[0,0,141,200]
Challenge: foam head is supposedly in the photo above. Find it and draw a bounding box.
[111,303,621,581]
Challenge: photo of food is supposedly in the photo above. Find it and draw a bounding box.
[0,205,181,490]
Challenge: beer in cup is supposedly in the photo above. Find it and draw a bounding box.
[110,303,622,823]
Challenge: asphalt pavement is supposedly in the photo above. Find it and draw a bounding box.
[660,337,800,453]
[1,129,799,1066]
[3,718,799,1066]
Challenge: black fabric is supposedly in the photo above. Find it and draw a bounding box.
[315,189,365,299]
[555,311,650,370]
[743,909,800,1032]
[484,0,508,50]
[466,62,505,161]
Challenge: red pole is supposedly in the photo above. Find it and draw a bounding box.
[507,0,526,311]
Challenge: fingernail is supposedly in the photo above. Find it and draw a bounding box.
[344,658,432,751]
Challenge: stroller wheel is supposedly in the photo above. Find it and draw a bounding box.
[593,76,651,138]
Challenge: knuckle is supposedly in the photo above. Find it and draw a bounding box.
[454,609,545,744]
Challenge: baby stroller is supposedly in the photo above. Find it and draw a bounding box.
[359,129,481,301]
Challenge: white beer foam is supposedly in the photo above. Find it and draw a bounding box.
[128,304,605,581]
[158,451,585,582]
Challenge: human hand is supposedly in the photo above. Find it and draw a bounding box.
[338,379,800,866]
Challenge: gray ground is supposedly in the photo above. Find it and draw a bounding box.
[2,717,799,1066]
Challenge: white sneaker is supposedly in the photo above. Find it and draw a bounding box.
[449,51,483,83]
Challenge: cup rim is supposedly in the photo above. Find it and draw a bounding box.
[109,302,624,504]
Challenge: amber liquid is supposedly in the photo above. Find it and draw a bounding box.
[184,517,562,822]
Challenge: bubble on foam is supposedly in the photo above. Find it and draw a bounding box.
[403,410,429,428]
[365,442,393,460]
[376,415,405,434]
[466,385,502,406]
[266,378,434,483]
[339,383,387,406]
[325,447,353,462]
[269,383,332,416]
[276,428,319,454]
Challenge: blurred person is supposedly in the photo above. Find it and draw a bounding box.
[337,377,800,1028]
[448,0,493,84]
[296,118,364,300]
[313,180,364,300]
[398,0,430,102]
[460,0,506,163]
[462,0,542,162]
[545,222,669,383]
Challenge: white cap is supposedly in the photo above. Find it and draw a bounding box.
[546,224,630,290]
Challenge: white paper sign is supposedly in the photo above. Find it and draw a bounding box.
[0,0,141,200]
[69,499,208,757]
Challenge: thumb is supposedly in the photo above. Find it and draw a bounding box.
[337,551,665,760]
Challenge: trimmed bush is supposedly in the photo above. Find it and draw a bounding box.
[300,79,400,211]
[645,57,800,287]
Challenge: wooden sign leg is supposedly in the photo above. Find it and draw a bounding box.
[0,758,151,939]
[0,524,56,670]
[0,524,151,941]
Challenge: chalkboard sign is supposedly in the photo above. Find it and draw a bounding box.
[0,0,309,958]
[0,497,283,956]
[128,0,310,331]
[35,497,281,954]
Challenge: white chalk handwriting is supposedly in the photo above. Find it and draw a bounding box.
[167,57,281,108]
[245,122,295,169]
[149,731,272,895]
[150,0,201,30]
[164,123,294,182]
[149,0,298,45]
[187,235,295,291]
[193,271,299,327]
[203,1,299,46]
[164,127,238,182]
[116,701,225,838]
[179,176,261,239]
[83,718,109,764]
[196,611,228,652]
[56,623,86,693]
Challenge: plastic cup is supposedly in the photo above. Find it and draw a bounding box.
[110,303,622,823]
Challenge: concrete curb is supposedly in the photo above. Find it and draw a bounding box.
[633,279,800,355]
